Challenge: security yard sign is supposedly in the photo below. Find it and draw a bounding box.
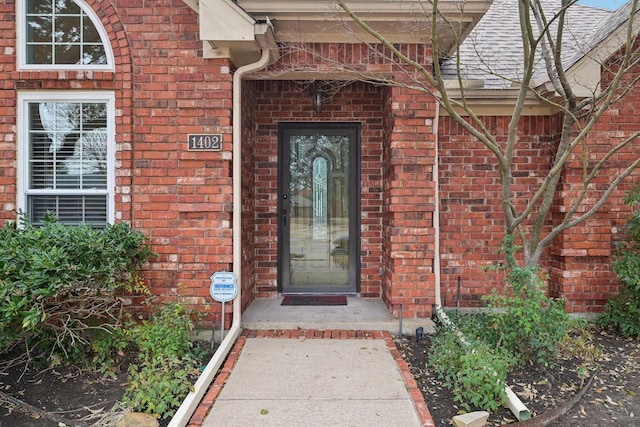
[209,271,238,345]
[210,271,238,302]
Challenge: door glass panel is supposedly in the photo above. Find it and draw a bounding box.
[287,133,350,289]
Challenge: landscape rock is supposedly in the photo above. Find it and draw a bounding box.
[452,411,490,427]
[116,412,159,427]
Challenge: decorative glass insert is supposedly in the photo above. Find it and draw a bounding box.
[25,0,107,66]
[25,100,109,226]
[312,157,328,239]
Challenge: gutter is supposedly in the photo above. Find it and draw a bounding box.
[168,44,271,427]
[432,99,530,422]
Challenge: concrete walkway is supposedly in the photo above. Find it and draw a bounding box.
[188,329,434,427]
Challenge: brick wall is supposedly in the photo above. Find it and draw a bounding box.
[2,0,639,319]
[438,107,640,313]
[120,2,236,323]
[382,86,438,318]
[1,0,239,323]
[251,79,386,299]
[550,109,640,312]
[241,82,258,313]
[547,46,640,312]
[438,115,560,307]
[0,0,17,220]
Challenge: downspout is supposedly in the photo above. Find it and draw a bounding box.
[433,100,442,309]
[169,48,271,427]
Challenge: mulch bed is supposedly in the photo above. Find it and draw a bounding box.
[0,326,638,426]
[395,326,640,426]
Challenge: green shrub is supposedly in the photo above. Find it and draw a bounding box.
[0,216,204,420]
[0,214,155,363]
[483,267,570,367]
[428,250,573,412]
[91,325,131,375]
[126,355,199,417]
[600,185,640,337]
[428,321,512,412]
[122,304,203,419]
[600,288,640,337]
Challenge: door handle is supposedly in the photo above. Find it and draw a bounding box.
[283,208,288,227]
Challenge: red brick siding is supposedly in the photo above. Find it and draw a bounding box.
[0,0,238,322]
[547,46,640,312]
[121,2,235,322]
[241,82,258,313]
[0,0,17,221]
[550,110,640,312]
[382,86,438,318]
[438,115,560,306]
[1,0,638,318]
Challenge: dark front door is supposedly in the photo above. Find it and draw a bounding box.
[278,123,360,294]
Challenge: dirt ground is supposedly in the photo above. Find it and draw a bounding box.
[0,357,130,427]
[0,327,638,426]
[396,326,640,426]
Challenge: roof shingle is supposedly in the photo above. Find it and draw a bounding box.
[441,0,618,88]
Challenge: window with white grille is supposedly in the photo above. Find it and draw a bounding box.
[18,93,115,227]
[16,1,115,227]
[18,0,113,70]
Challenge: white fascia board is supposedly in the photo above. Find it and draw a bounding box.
[200,0,256,42]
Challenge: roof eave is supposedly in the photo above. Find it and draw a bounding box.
[548,6,640,98]
[439,85,561,116]
[190,0,493,67]
[193,0,279,65]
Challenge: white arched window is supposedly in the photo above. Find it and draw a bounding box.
[16,1,115,227]
[17,0,114,70]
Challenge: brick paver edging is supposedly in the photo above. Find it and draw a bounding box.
[187,329,435,427]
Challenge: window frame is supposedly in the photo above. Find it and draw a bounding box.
[17,0,114,71]
[17,91,116,226]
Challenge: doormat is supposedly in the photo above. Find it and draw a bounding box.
[281,295,348,306]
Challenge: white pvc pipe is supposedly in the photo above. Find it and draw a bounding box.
[168,48,271,427]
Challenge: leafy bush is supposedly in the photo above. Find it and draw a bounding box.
[599,290,640,337]
[428,250,574,412]
[483,267,571,367]
[0,216,203,420]
[91,325,131,374]
[600,185,640,337]
[0,214,155,363]
[122,304,203,419]
[428,320,513,412]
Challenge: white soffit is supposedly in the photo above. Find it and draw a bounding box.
[238,0,491,46]
[190,0,493,66]
[194,0,278,65]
